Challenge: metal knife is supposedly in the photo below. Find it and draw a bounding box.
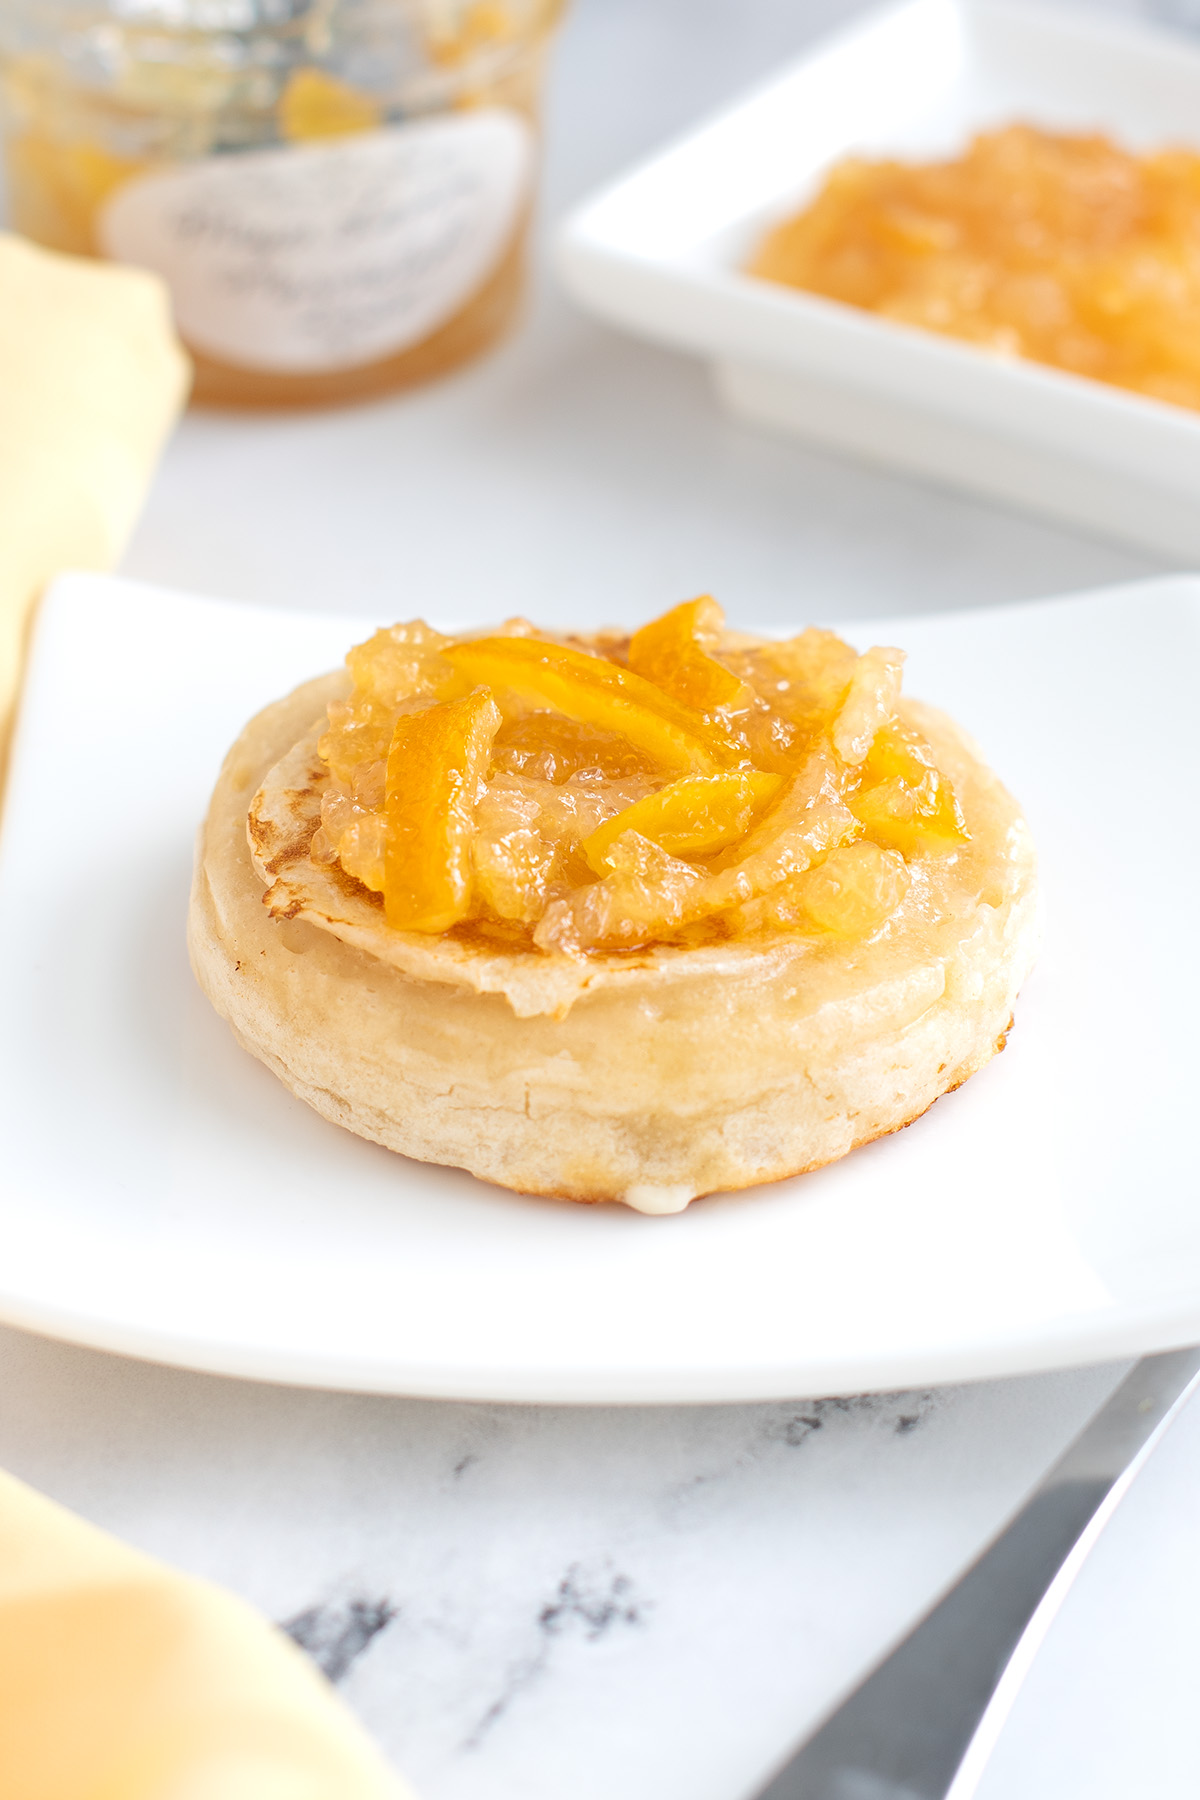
[750,1346,1200,1800]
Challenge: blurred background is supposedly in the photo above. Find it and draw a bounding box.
[2,0,1180,633]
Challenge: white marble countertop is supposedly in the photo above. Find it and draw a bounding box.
[1,0,1192,1794]
[0,1326,1129,1799]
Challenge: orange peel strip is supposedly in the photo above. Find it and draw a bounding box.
[583,771,782,874]
[628,596,752,713]
[441,636,736,775]
[384,690,501,932]
[849,720,970,854]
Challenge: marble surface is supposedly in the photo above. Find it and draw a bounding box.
[0,1327,1126,1800]
[1,0,1195,1794]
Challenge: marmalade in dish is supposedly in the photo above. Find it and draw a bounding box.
[749,124,1200,412]
[310,597,969,958]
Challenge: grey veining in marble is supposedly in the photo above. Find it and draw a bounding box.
[0,1325,1125,1800]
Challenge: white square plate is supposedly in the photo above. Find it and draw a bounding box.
[558,0,1200,562]
[0,571,1197,1401]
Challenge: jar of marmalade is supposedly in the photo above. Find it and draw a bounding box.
[0,0,561,407]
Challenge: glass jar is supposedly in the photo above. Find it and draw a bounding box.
[0,0,561,406]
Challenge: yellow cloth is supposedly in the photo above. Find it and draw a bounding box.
[0,1466,414,1800]
[0,230,190,776]
[0,236,411,1799]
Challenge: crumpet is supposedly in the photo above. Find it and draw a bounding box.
[188,601,1039,1211]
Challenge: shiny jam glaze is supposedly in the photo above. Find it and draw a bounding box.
[311,598,970,956]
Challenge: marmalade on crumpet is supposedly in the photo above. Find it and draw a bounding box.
[310,598,969,958]
[749,124,1200,413]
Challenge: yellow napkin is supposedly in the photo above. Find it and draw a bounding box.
[0,236,412,1798]
[0,230,190,775]
[0,1466,415,1800]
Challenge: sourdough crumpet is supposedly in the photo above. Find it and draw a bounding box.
[188,600,1039,1211]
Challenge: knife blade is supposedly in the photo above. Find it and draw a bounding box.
[750,1346,1200,1800]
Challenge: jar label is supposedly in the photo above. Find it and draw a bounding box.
[99,108,532,374]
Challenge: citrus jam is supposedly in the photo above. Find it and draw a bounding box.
[749,124,1200,413]
[0,1,560,408]
[310,598,970,957]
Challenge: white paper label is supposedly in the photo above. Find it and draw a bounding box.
[99,109,532,374]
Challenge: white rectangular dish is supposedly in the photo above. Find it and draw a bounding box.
[558,0,1200,562]
[1,571,1199,1401]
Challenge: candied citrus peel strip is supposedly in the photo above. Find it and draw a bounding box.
[542,750,861,954]
[583,771,782,874]
[319,601,972,955]
[440,636,736,775]
[627,596,752,714]
[832,646,906,765]
[384,690,501,933]
[864,719,953,790]
[701,747,862,909]
[849,720,970,855]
